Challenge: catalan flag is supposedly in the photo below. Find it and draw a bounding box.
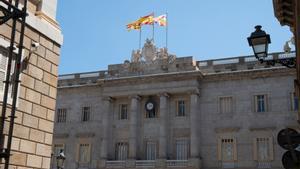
[126,13,154,31]
[154,14,167,26]
[126,21,141,31]
[140,13,154,25]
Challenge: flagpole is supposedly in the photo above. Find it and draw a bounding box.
[152,12,155,43]
[166,12,168,50]
[139,27,142,49]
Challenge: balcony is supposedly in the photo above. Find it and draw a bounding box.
[166,160,188,167]
[104,159,199,169]
[106,161,126,168]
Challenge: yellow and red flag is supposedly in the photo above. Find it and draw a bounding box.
[140,13,154,25]
[154,14,167,26]
[126,13,154,31]
[126,21,141,31]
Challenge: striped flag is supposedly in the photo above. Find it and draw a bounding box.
[126,21,141,31]
[154,14,167,26]
[126,13,154,31]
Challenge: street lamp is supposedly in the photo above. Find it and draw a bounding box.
[247,25,271,62]
[56,149,66,169]
[247,25,296,68]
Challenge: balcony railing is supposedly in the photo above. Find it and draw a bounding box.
[135,160,155,168]
[166,160,188,167]
[106,160,126,168]
[257,161,271,168]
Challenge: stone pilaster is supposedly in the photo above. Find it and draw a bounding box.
[190,91,200,158]
[129,95,140,159]
[100,96,113,160]
[159,92,169,159]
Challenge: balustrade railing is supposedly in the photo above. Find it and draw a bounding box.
[106,160,126,168]
[166,160,188,167]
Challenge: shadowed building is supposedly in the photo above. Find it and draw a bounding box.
[54,40,297,169]
[0,0,62,169]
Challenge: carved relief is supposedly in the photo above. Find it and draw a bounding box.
[142,38,156,62]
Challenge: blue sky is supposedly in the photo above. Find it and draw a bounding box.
[56,0,292,74]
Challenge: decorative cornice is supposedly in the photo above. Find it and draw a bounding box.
[35,11,60,30]
[102,96,114,102]
[158,92,170,98]
[204,67,295,82]
[128,95,141,100]
[249,126,276,131]
[75,132,95,138]
[54,133,69,138]
[215,127,241,133]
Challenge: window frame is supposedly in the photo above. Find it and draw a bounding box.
[0,42,21,105]
[57,108,67,123]
[145,140,157,160]
[219,96,233,114]
[77,143,91,164]
[254,94,268,113]
[175,138,190,160]
[115,141,128,161]
[81,106,91,122]
[253,137,274,162]
[176,100,186,117]
[118,104,128,120]
[217,137,237,163]
[291,92,299,111]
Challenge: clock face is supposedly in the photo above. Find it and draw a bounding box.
[145,100,155,111]
[146,102,154,110]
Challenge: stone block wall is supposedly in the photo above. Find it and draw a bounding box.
[0,0,62,169]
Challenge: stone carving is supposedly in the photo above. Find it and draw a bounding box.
[129,39,176,65]
[131,49,142,63]
[142,38,156,62]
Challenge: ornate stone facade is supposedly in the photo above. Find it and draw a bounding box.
[55,47,297,169]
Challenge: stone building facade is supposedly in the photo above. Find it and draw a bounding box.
[0,0,62,169]
[55,41,297,169]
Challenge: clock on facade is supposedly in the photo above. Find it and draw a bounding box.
[145,100,155,112]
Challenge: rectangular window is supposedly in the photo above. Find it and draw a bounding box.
[176,100,186,116]
[221,139,234,161]
[254,137,273,168]
[175,139,189,160]
[291,92,298,111]
[115,142,128,161]
[79,143,90,163]
[219,97,233,114]
[119,104,128,120]
[82,106,91,122]
[0,47,15,98]
[257,138,269,161]
[255,95,267,112]
[146,141,156,160]
[57,108,67,123]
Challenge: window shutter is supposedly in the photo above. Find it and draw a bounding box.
[254,96,258,112]
[87,144,91,162]
[76,144,80,162]
[0,52,7,92]
[265,95,268,112]
[233,138,237,161]
[217,138,222,161]
[269,137,274,161]
[253,138,258,161]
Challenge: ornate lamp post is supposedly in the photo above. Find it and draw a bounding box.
[56,149,66,169]
[247,25,296,68]
[247,25,271,62]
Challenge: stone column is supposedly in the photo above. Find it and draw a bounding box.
[100,96,113,160]
[190,92,200,158]
[159,93,169,159]
[129,95,140,159]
